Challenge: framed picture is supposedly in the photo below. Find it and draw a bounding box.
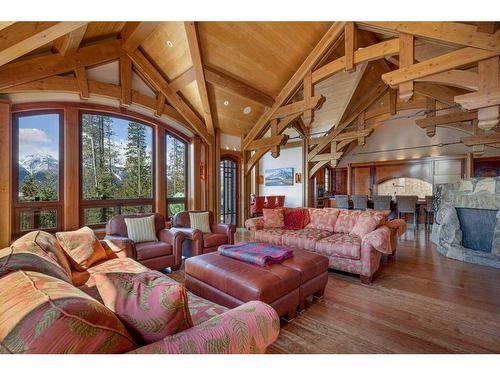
[265,167,294,186]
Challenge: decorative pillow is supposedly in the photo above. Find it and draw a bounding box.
[474,178,496,194]
[350,211,387,238]
[284,208,307,230]
[56,227,108,272]
[306,208,339,232]
[189,212,212,233]
[94,271,193,345]
[263,208,285,229]
[124,215,159,243]
[0,270,136,354]
[334,210,361,234]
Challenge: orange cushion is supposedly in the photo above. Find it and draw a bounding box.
[56,227,108,271]
[262,208,285,229]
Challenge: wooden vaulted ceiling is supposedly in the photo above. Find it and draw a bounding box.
[0,21,499,155]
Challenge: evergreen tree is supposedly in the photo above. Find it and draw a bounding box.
[39,170,58,201]
[122,121,152,198]
[21,172,39,201]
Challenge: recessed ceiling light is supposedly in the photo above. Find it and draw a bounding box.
[223,100,230,106]
[243,106,252,114]
[166,40,174,48]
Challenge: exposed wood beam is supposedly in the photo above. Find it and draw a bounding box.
[424,97,437,137]
[415,70,479,91]
[293,117,309,138]
[310,151,344,162]
[382,47,499,87]
[155,93,165,118]
[53,24,88,56]
[204,66,275,107]
[389,88,397,115]
[0,22,88,67]
[302,70,314,126]
[121,22,159,53]
[310,160,331,177]
[170,67,195,92]
[128,49,211,144]
[271,95,325,120]
[0,22,14,32]
[357,22,500,53]
[416,111,477,127]
[184,22,215,135]
[462,133,500,146]
[399,33,415,101]
[414,82,461,106]
[242,22,346,150]
[0,75,191,128]
[0,39,125,91]
[309,128,373,145]
[247,134,289,151]
[246,148,269,175]
[119,55,132,107]
[345,22,356,72]
[312,38,399,84]
[277,113,303,134]
[74,67,89,100]
[455,87,500,110]
[477,57,499,130]
[308,83,388,161]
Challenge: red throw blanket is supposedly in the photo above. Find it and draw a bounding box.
[218,242,293,267]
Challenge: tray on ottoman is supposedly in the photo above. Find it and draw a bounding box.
[184,243,328,319]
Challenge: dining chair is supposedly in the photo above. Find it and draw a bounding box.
[396,195,419,227]
[424,195,434,230]
[372,195,392,211]
[352,195,368,210]
[335,195,350,209]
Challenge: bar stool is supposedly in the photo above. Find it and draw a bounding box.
[352,195,368,210]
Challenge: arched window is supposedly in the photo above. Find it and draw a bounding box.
[166,133,188,218]
[80,112,154,226]
[12,111,63,238]
[376,177,432,199]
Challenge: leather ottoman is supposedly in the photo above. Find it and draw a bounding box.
[184,247,328,319]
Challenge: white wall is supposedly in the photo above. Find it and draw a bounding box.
[220,133,241,151]
[258,146,303,207]
[339,111,500,167]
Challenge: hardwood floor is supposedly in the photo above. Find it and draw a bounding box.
[175,227,500,353]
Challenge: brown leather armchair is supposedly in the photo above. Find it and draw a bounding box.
[104,213,184,271]
[171,210,236,257]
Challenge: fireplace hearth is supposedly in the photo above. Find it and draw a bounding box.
[431,177,500,268]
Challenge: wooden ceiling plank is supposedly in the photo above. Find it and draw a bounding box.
[204,66,275,107]
[128,49,211,144]
[242,22,346,150]
[121,22,160,53]
[0,39,125,91]
[170,67,195,92]
[53,24,88,56]
[0,22,88,67]
[356,22,500,53]
[345,22,356,72]
[184,22,215,135]
[415,70,479,91]
[399,33,415,101]
[119,55,132,107]
[312,38,399,84]
[382,47,499,87]
[0,22,15,32]
[74,66,89,100]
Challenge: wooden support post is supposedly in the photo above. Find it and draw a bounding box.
[154,93,165,118]
[347,164,352,195]
[214,129,221,223]
[207,142,216,214]
[191,136,202,210]
[0,99,11,246]
[477,57,499,130]
[270,119,280,158]
[389,88,397,115]
[345,22,356,73]
[302,70,314,126]
[303,137,310,207]
[425,97,437,137]
[242,143,251,221]
[466,152,474,178]
[74,67,89,100]
[399,33,414,101]
[155,126,166,219]
[63,107,80,230]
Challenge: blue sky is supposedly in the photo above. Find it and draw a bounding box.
[18,114,152,161]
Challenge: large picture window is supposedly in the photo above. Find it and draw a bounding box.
[80,112,154,226]
[166,133,187,218]
[12,111,63,237]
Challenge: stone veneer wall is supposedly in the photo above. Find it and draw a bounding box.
[431,177,500,268]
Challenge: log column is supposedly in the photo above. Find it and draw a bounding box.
[155,126,166,218]
[63,107,80,230]
[0,99,11,246]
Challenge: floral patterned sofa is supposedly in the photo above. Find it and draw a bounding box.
[245,208,406,283]
[0,230,279,354]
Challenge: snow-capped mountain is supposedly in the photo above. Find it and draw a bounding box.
[19,153,58,181]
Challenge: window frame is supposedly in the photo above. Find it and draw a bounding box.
[220,156,238,225]
[78,110,156,228]
[165,131,188,219]
[11,110,65,239]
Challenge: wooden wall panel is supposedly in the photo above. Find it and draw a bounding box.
[0,100,11,247]
[473,156,500,177]
[353,166,371,195]
[333,168,348,195]
[63,108,80,230]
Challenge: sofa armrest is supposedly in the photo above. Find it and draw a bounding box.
[128,301,280,354]
[170,227,203,241]
[386,219,406,236]
[158,229,185,267]
[211,223,236,244]
[361,225,393,255]
[244,217,265,231]
[102,236,137,259]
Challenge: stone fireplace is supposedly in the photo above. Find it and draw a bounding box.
[431,177,500,268]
